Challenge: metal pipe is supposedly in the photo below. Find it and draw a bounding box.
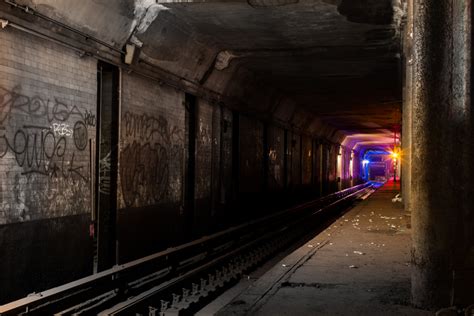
[2,19,88,55]
[0,17,189,97]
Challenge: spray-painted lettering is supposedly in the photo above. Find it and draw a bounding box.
[99,151,111,195]
[0,85,92,223]
[120,111,183,208]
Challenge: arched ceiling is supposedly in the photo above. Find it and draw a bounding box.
[9,0,404,147]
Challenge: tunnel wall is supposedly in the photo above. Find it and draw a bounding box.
[313,141,323,195]
[237,115,265,218]
[216,107,233,224]
[328,144,338,193]
[301,135,317,200]
[352,150,362,185]
[288,131,302,190]
[0,25,364,303]
[193,98,220,236]
[0,28,96,303]
[238,115,265,195]
[341,147,353,189]
[267,124,285,192]
[302,135,313,186]
[118,72,186,263]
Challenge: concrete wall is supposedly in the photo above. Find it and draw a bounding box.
[288,132,302,189]
[328,144,338,192]
[0,27,96,302]
[238,115,264,198]
[312,141,323,196]
[301,135,313,186]
[118,72,186,263]
[217,107,233,220]
[267,125,285,192]
[341,147,352,189]
[352,150,362,185]
[194,98,219,235]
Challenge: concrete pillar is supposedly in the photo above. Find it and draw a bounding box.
[401,0,413,214]
[411,0,473,309]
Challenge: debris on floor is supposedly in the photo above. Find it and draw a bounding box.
[392,193,403,203]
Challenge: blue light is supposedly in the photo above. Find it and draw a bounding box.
[362,159,370,165]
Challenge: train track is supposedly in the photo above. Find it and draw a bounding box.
[0,183,375,316]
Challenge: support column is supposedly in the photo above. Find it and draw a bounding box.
[411,0,473,309]
[401,0,413,214]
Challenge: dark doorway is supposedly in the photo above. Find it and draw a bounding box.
[94,61,119,272]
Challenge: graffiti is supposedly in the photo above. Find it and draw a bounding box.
[1,165,88,222]
[268,147,283,186]
[84,110,96,127]
[123,111,182,143]
[73,121,88,150]
[99,151,111,195]
[0,85,92,223]
[0,125,88,181]
[52,123,72,137]
[121,142,169,207]
[198,119,212,144]
[120,111,183,208]
[269,149,278,162]
[0,86,89,124]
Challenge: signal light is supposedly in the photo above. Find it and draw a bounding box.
[390,151,399,161]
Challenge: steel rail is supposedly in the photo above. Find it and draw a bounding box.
[99,183,375,315]
[0,182,373,316]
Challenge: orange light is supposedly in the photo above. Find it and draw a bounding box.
[389,149,401,162]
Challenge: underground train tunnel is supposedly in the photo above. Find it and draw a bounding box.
[0,0,473,315]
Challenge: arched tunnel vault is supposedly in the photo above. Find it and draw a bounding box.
[6,0,403,146]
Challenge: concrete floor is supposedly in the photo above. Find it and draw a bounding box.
[214,181,433,316]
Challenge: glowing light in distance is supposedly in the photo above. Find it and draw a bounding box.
[362,159,370,165]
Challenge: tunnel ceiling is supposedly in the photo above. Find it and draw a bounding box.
[157,0,403,150]
[8,0,404,150]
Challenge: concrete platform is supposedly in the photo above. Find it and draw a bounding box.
[216,181,433,316]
